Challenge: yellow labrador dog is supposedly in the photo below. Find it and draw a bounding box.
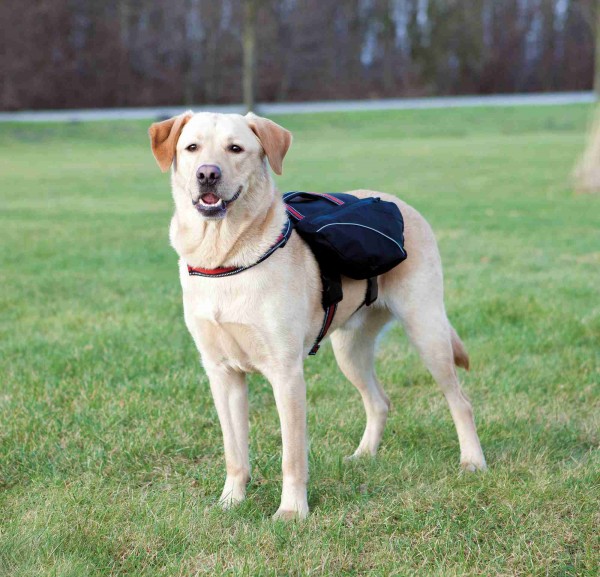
[149,111,486,520]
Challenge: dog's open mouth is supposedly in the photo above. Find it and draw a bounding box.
[193,187,242,219]
[199,192,222,206]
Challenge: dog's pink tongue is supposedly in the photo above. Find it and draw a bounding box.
[201,193,220,205]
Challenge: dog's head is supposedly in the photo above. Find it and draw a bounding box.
[149,112,292,220]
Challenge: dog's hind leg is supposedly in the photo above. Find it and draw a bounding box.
[385,288,486,471]
[330,307,393,458]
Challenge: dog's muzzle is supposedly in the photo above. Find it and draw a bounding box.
[193,186,242,219]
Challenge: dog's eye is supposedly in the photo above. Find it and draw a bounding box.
[228,144,243,153]
[186,144,198,152]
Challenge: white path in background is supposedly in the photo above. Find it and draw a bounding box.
[0,92,595,123]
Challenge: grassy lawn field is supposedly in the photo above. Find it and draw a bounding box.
[1,105,599,576]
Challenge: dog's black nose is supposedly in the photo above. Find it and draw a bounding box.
[197,164,221,186]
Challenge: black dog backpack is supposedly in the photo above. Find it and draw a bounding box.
[283,191,408,311]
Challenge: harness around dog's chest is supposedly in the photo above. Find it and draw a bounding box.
[187,217,293,278]
[186,192,407,355]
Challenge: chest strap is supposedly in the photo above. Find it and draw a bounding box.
[187,218,292,278]
[309,302,337,355]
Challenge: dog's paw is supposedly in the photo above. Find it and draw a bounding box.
[219,494,245,509]
[218,477,247,509]
[272,507,308,521]
[460,457,487,472]
[344,453,366,462]
[345,447,377,461]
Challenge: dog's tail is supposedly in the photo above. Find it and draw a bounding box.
[450,325,470,371]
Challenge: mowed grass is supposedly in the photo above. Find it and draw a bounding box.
[0,105,599,576]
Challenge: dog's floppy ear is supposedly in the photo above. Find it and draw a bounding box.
[148,112,193,172]
[245,112,292,175]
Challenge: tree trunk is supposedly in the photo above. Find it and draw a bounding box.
[183,0,203,106]
[117,0,131,107]
[243,0,258,113]
[574,110,600,193]
[574,0,600,193]
[595,0,600,97]
[382,0,396,95]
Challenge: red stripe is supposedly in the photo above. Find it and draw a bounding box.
[285,204,304,220]
[319,193,344,205]
[188,264,238,275]
[322,305,336,334]
[309,304,337,355]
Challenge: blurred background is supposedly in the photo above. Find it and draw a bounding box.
[0,0,597,111]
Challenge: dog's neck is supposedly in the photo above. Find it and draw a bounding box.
[169,181,287,270]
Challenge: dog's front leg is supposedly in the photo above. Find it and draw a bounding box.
[205,365,250,508]
[265,364,309,520]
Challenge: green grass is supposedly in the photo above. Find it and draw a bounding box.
[1,104,599,576]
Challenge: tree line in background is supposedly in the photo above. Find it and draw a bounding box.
[0,0,596,110]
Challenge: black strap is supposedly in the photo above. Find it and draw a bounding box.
[309,303,337,355]
[365,277,378,306]
[320,269,343,309]
[187,219,292,278]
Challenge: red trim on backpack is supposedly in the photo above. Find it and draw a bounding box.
[285,204,305,220]
[318,193,344,205]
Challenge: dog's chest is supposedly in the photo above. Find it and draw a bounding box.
[179,263,269,369]
[181,271,258,324]
[183,283,232,323]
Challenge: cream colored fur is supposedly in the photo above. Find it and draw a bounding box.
[148,111,486,520]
